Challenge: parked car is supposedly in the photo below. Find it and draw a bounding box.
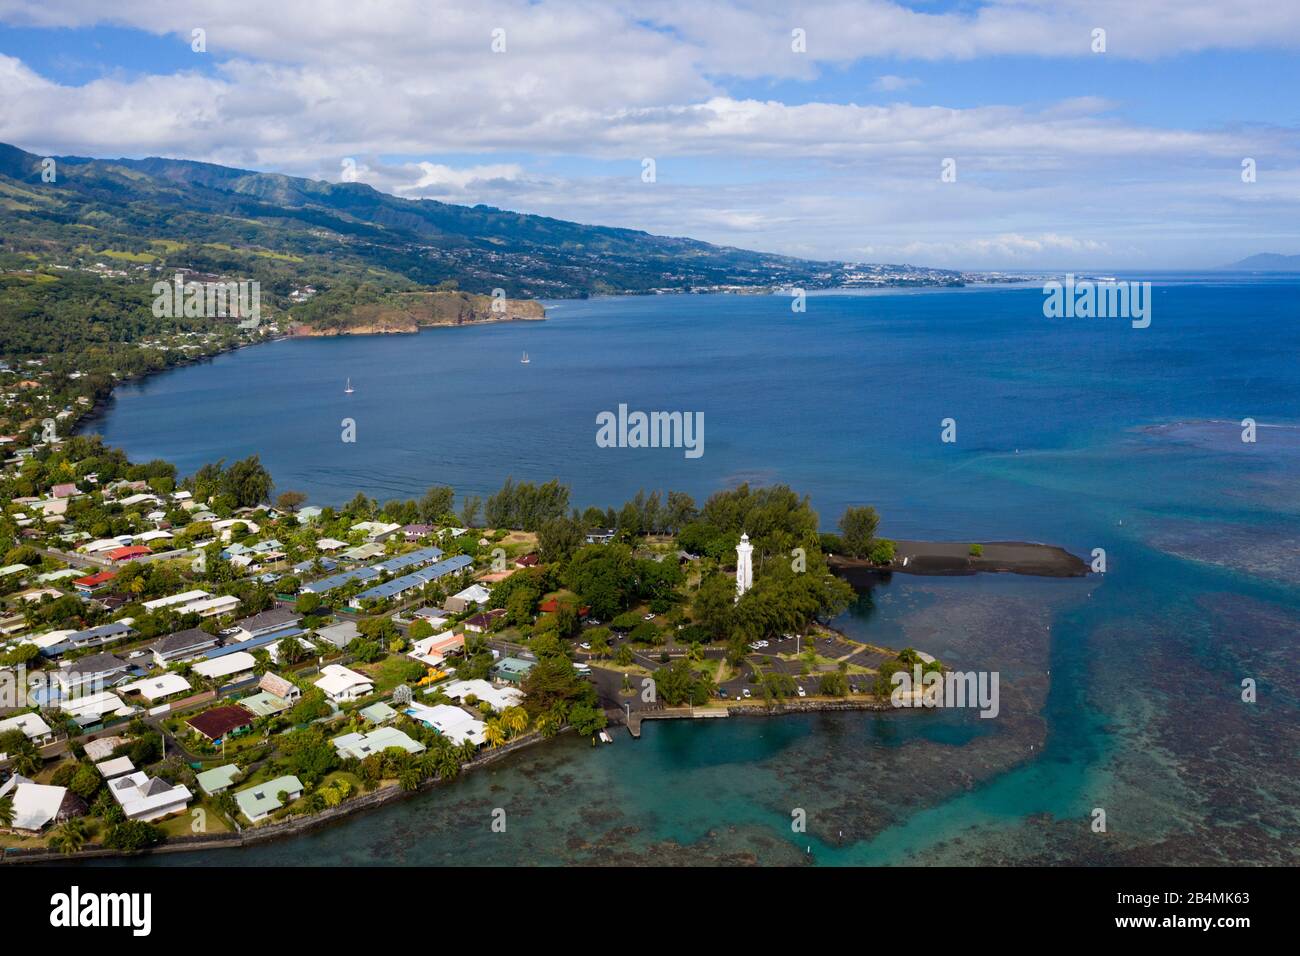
[742,688,752,699]
[579,642,591,650]
[797,686,807,698]
[643,613,656,621]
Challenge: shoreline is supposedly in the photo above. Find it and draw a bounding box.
[1,697,914,865]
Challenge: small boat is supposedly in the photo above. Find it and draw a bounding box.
[598,730,613,744]
[520,351,530,365]
[344,377,354,394]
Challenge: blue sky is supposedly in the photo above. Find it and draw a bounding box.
[0,1,1297,269]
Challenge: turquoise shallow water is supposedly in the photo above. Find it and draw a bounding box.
[85,276,1300,865]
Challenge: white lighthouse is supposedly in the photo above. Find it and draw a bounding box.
[735,532,753,601]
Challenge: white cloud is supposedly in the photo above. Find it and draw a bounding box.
[0,1,1297,268]
[870,74,920,92]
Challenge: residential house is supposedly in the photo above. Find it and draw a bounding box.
[463,609,506,633]
[106,771,193,822]
[314,664,374,703]
[192,651,256,683]
[351,520,401,542]
[234,775,303,823]
[150,627,220,666]
[187,705,254,742]
[47,653,132,697]
[0,711,54,748]
[0,776,87,833]
[72,572,116,595]
[403,701,486,747]
[332,726,426,760]
[442,678,525,711]
[106,545,152,563]
[240,672,301,717]
[491,656,536,684]
[231,608,301,642]
[195,764,241,796]
[141,589,211,613]
[314,620,360,650]
[445,583,491,614]
[412,606,453,628]
[94,756,135,778]
[82,735,129,762]
[118,673,192,704]
[409,630,464,667]
[358,702,397,725]
[58,691,135,725]
[37,622,136,658]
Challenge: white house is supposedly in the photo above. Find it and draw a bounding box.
[0,776,84,833]
[442,678,524,712]
[404,701,486,747]
[0,711,54,747]
[314,664,374,703]
[351,521,401,542]
[445,583,491,613]
[106,771,193,822]
[192,652,257,683]
[332,726,426,760]
[142,589,212,612]
[119,673,192,704]
[59,691,135,724]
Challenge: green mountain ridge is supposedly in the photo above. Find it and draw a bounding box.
[0,141,890,300]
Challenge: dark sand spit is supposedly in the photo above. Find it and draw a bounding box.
[830,540,1088,579]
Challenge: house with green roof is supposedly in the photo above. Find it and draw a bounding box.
[195,764,242,795]
[332,726,426,760]
[235,775,303,823]
[491,656,535,683]
[359,701,397,724]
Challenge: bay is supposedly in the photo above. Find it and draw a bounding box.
[83,275,1300,865]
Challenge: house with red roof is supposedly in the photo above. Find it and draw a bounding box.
[73,570,118,594]
[187,705,254,743]
[106,545,152,563]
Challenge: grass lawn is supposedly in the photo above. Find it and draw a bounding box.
[155,795,233,838]
[359,654,426,694]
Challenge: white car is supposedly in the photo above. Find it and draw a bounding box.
[797,686,807,698]
[579,642,591,650]
[742,688,752,699]
[643,613,656,621]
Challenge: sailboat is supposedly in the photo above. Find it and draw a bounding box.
[520,351,530,365]
[344,377,354,394]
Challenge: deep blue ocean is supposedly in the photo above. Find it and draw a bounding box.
[84,275,1300,865]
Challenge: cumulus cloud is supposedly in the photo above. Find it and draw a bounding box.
[0,0,1297,267]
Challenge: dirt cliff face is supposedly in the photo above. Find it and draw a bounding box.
[293,290,544,336]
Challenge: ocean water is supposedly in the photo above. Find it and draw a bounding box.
[84,276,1300,865]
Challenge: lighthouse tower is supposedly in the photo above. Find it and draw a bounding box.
[735,532,754,602]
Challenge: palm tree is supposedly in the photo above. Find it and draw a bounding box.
[434,749,460,780]
[0,795,14,830]
[484,720,506,748]
[48,818,88,855]
[501,706,529,738]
